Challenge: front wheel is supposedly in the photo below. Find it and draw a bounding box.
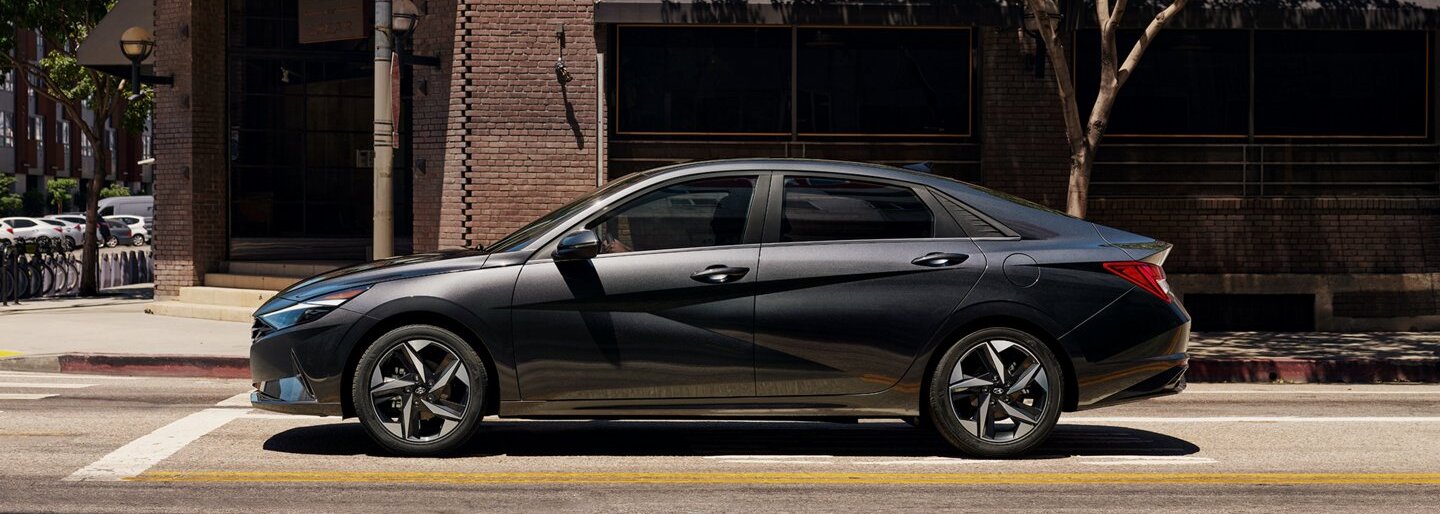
[928,327,1064,458]
[352,324,488,456]
[131,234,147,246]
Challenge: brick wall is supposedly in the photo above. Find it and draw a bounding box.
[1089,198,1440,274]
[442,0,600,249]
[152,0,228,297]
[409,0,457,252]
[978,29,1070,211]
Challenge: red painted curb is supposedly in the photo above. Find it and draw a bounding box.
[1187,358,1440,383]
[55,354,249,379]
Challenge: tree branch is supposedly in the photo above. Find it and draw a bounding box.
[1116,0,1190,88]
[1026,0,1086,156]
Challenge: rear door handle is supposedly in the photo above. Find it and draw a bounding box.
[911,252,969,268]
[691,265,750,284]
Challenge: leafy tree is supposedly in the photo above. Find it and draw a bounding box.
[1024,0,1192,218]
[47,177,78,213]
[0,175,21,216]
[99,183,131,199]
[1,0,151,294]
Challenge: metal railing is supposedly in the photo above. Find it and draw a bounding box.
[0,238,154,305]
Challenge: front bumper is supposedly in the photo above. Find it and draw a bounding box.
[249,307,365,417]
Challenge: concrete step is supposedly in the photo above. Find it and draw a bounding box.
[177,286,277,310]
[145,301,255,323]
[225,261,349,279]
[204,273,302,291]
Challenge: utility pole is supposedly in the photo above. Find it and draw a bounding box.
[372,0,395,259]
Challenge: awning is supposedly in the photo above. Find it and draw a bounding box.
[76,0,155,78]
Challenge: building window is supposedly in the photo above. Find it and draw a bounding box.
[0,68,12,92]
[617,27,791,134]
[615,26,973,138]
[1076,29,1430,139]
[80,132,93,158]
[1077,30,1249,137]
[30,115,44,156]
[58,120,71,170]
[0,112,14,148]
[797,28,972,136]
[1255,31,1428,137]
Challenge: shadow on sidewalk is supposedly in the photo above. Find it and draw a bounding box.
[261,420,1198,460]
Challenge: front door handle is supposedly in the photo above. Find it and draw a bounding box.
[911,252,969,268]
[691,265,750,284]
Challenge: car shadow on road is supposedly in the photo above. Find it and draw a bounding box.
[261,421,1198,460]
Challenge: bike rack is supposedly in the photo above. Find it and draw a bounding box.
[0,238,152,305]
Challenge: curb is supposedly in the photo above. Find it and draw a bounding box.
[0,353,248,379]
[0,354,1436,383]
[1187,358,1440,384]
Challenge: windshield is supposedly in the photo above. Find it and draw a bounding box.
[485,172,652,253]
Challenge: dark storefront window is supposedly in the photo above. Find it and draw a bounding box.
[798,29,971,136]
[1255,31,1429,137]
[1076,29,1431,139]
[227,0,412,258]
[615,26,973,138]
[1077,30,1249,137]
[617,27,790,134]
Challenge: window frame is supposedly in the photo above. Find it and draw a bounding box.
[760,171,965,246]
[531,170,774,262]
[611,24,976,140]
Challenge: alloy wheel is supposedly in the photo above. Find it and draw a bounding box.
[946,339,1052,443]
[368,339,472,442]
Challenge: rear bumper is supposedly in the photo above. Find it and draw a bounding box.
[1062,289,1192,410]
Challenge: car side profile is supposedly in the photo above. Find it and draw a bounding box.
[250,159,1190,457]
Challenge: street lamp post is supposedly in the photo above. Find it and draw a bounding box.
[118,26,155,100]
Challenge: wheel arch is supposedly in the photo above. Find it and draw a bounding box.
[340,308,502,419]
[919,303,1082,416]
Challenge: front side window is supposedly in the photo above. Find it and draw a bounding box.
[588,176,758,255]
[780,176,933,243]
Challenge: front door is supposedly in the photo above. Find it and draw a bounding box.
[512,175,765,400]
[754,174,987,396]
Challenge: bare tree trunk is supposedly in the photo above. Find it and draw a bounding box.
[79,145,107,296]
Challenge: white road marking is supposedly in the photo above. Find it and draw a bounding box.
[240,412,347,421]
[1066,416,1440,423]
[0,393,57,400]
[1078,455,1217,466]
[1182,390,1440,395]
[714,460,832,464]
[0,372,140,381]
[64,395,253,482]
[0,382,95,389]
[215,392,253,407]
[854,458,1003,465]
[704,455,837,460]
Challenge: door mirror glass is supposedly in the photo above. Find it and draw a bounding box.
[553,230,600,261]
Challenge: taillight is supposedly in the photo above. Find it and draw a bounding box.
[1103,261,1172,303]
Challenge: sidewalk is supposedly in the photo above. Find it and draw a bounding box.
[1,288,1437,382]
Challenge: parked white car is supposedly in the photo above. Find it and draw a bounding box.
[37,218,82,249]
[1,217,64,242]
[105,215,150,246]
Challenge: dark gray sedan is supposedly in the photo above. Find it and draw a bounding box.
[249,159,1190,457]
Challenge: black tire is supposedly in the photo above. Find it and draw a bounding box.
[131,234,147,246]
[928,327,1064,458]
[352,324,488,456]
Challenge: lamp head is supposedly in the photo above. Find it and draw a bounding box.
[119,26,155,62]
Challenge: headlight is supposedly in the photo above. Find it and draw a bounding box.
[258,286,370,331]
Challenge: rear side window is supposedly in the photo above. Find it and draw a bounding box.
[10,219,35,228]
[780,176,932,242]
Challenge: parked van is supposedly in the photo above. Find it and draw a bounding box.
[98,195,153,218]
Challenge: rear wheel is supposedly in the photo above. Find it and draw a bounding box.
[131,234,146,246]
[352,324,488,456]
[928,327,1063,458]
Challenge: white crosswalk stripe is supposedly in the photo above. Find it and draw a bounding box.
[0,371,102,401]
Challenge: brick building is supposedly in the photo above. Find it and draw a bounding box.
[133,0,1439,331]
[1,29,152,213]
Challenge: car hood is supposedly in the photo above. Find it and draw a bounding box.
[273,249,490,303]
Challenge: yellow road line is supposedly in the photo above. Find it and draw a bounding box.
[129,471,1440,485]
[0,350,22,358]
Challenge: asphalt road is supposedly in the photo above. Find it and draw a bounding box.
[2,373,1439,513]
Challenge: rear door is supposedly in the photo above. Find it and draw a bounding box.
[753,174,987,396]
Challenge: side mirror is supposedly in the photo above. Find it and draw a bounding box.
[552,229,600,261]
